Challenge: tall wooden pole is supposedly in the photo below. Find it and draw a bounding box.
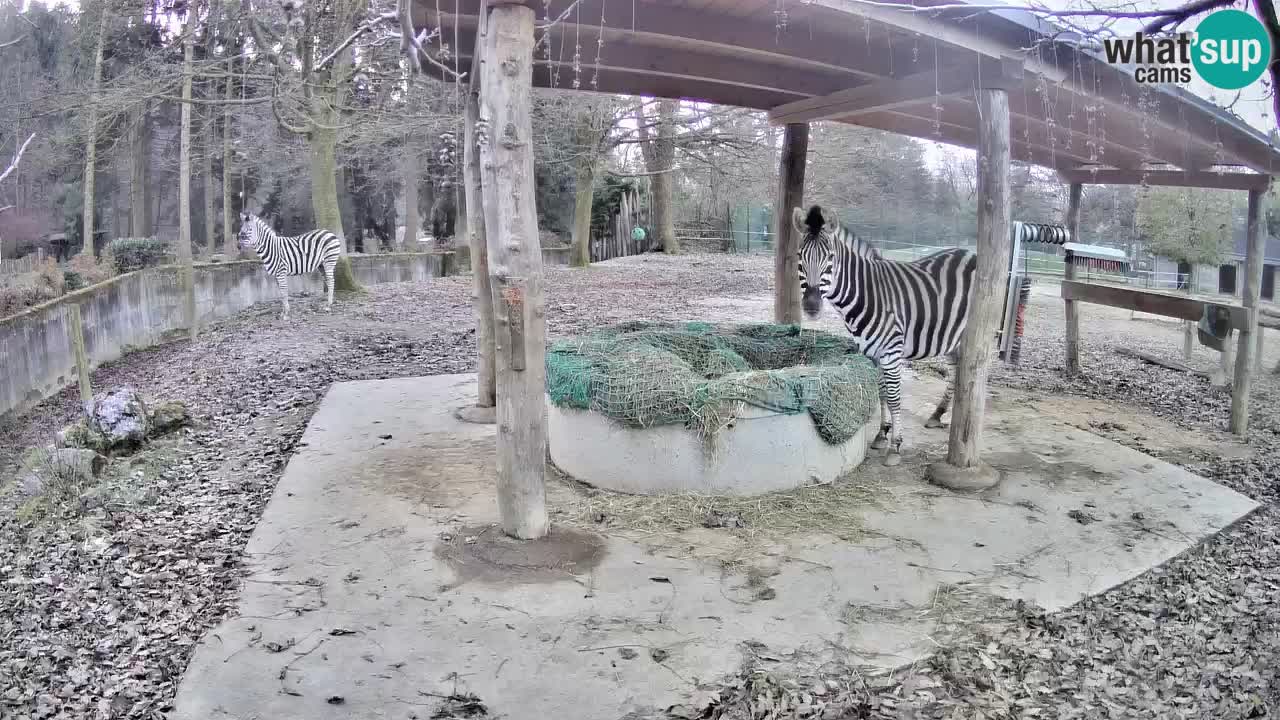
[1183,266,1197,360]
[81,1,108,258]
[178,23,197,341]
[1230,185,1268,434]
[774,122,808,325]
[463,5,496,413]
[67,304,93,407]
[477,2,548,539]
[1063,182,1082,375]
[934,84,1013,483]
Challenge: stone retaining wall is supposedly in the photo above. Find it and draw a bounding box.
[0,253,454,418]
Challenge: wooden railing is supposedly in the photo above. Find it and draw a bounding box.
[0,248,46,277]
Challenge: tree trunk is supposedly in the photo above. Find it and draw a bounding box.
[81,1,109,258]
[464,71,495,410]
[202,109,217,256]
[178,25,197,340]
[309,120,345,253]
[636,99,679,254]
[478,3,548,540]
[1230,187,1267,434]
[129,105,152,238]
[1063,183,1082,375]
[774,122,808,324]
[403,146,419,250]
[943,87,1012,471]
[222,69,236,255]
[570,159,594,267]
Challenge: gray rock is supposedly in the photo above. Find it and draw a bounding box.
[56,420,108,453]
[148,401,191,435]
[17,447,107,498]
[85,387,150,454]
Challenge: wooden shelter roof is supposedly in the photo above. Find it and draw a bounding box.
[417,0,1280,187]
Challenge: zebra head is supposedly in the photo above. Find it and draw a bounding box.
[793,205,835,319]
[238,212,264,251]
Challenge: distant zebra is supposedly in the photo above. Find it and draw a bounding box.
[794,205,977,466]
[237,212,343,320]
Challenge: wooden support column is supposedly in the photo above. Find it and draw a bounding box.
[1230,185,1268,435]
[460,2,496,418]
[774,122,808,324]
[1183,266,1197,360]
[1215,330,1235,386]
[477,2,549,539]
[67,304,93,407]
[1063,182,1082,376]
[930,75,1017,490]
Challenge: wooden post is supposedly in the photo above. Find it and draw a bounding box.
[477,2,549,539]
[67,304,93,407]
[1216,329,1235,386]
[1230,186,1268,434]
[462,8,496,414]
[1257,328,1266,374]
[1183,266,1196,360]
[1063,182,1082,375]
[774,123,808,324]
[936,85,1013,482]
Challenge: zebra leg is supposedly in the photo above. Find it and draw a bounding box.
[324,263,335,311]
[881,360,905,466]
[925,355,955,429]
[870,392,892,450]
[277,275,290,320]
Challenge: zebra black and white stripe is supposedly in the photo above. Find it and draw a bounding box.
[794,205,977,466]
[237,212,343,320]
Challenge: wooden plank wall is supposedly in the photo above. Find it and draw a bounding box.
[0,249,47,277]
[590,188,651,262]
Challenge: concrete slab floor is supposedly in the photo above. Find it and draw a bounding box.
[170,373,1258,720]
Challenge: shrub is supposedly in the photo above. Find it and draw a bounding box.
[0,258,65,317]
[63,270,85,291]
[539,230,568,248]
[109,237,170,273]
[66,251,116,286]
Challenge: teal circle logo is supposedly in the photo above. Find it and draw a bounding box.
[1192,9,1272,90]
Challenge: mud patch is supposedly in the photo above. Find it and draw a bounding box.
[996,392,1251,463]
[358,437,496,507]
[435,523,607,587]
[986,450,1113,488]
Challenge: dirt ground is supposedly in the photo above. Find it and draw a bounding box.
[1,253,1278,719]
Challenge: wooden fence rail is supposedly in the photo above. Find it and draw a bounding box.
[0,249,47,277]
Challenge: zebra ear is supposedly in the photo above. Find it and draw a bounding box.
[791,207,807,235]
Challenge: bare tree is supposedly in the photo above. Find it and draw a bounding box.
[81,0,110,258]
[635,99,679,253]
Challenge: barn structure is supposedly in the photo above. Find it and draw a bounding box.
[408,0,1280,538]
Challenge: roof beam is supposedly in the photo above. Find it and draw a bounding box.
[855,109,1086,171]
[798,0,1276,173]
[768,65,958,125]
[1058,168,1273,191]
[799,0,1067,84]
[455,32,861,100]
[427,0,902,82]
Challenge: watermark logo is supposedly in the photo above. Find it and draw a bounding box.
[1101,9,1272,90]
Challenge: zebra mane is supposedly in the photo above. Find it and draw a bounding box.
[805,205,880,260]
[241,213,277,240]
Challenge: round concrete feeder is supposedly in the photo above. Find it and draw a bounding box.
[548,400,880,496]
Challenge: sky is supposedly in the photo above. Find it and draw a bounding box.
[1035,0,1274,133]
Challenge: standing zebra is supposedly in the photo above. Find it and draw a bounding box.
[794,205,977,466]
[237,212,343,320]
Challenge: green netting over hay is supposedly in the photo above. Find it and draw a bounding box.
[546,321,882,445]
